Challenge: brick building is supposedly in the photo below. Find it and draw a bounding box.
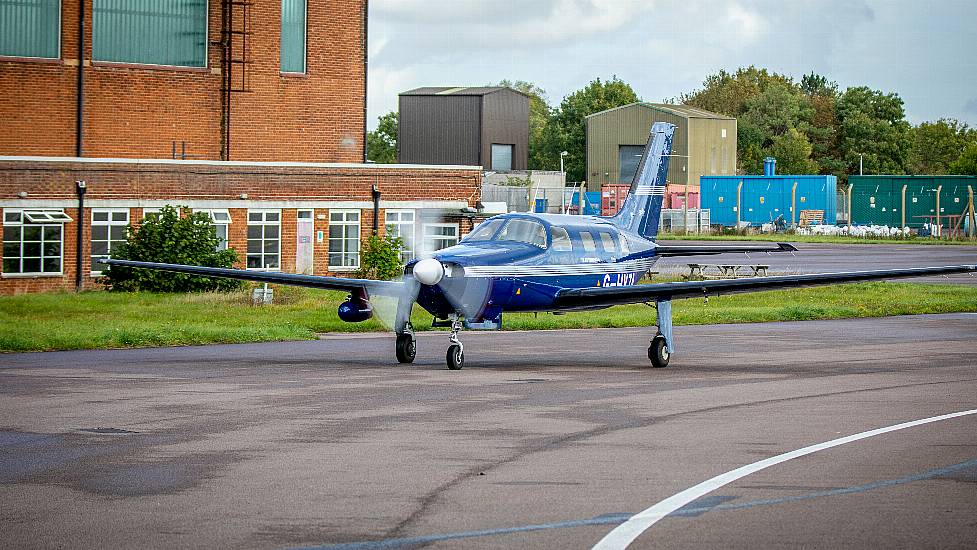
[0,0,484,294]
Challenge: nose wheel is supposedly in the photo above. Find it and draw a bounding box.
[446,319,464,370]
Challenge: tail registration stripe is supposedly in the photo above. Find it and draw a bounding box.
[592,408,977,550]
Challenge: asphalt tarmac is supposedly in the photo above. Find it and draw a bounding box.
[2,314,976,549]
[657,241,977,284]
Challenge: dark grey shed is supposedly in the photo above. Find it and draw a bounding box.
[398,87,529,170]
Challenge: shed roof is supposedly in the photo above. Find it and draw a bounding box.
[585,102,734,120]
[400,86,529,98]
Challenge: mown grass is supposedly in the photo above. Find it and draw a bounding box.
[657,233,977,245]
[2,281,976,352]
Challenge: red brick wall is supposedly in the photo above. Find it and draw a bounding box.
[0,159,482,294]
[0,0,365,162]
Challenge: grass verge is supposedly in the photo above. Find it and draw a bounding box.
[3,282,976,352]
[657,233,977,245]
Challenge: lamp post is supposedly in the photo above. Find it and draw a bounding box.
[560,150,568,212]
[859,153,863,176]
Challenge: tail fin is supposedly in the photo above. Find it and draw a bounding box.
[610,121,676,239]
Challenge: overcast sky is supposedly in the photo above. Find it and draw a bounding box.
[366,0,977,131]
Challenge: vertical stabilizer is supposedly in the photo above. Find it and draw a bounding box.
[610,121,675,239]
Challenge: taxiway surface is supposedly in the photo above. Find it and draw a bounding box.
[2,314,976,549]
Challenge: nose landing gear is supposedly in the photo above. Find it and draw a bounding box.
[446,318,464,370]
[395,324,416,364]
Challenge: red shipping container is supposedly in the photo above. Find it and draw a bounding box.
[601,184,631,216]
[667,191,700,209]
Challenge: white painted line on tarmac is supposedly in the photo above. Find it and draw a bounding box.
[592,408,977,550]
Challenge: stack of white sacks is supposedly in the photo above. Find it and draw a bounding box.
[794,225,913,237]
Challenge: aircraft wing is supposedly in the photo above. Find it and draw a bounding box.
[552,264,977,309]
[98,259,404,296]
[654,242,797,256]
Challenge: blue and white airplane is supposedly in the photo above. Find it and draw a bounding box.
[102,122,976,370]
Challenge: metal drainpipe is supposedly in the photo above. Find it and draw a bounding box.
[75,181,87,290]
[371,183,380,235]
[75,0,85,157]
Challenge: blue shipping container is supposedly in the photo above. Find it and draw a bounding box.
[570,191,602,215]
[700,175,838,227]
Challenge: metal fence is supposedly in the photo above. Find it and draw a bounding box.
[659,209,711,234]
[481,183,582,214]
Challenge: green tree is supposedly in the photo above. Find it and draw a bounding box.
[836,86,912,175]
[767,128,820,174]
[681,65,796,118]
[497,80,560,170]
[555,76,639,182]
[948,143,977,175]
[102,205,242,292]
[909,119,976,175]
[357,234,404,280]
[366,111,398,163]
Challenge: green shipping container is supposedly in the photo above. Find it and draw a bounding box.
[848,176,976,229]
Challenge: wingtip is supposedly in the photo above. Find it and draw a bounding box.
[777,243,798,252]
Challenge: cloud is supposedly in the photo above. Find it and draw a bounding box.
[366,0,976,129]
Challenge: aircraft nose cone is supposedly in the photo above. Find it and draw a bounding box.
[413,258,445,286]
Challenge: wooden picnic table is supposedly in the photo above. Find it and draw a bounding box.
[687,263,770,280]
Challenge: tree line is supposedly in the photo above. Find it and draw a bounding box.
[367,67,977,183]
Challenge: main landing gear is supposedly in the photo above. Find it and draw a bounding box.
[395,324,416,364]
[648,298,674,368]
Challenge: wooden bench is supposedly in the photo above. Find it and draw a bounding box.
[686,264,770,280]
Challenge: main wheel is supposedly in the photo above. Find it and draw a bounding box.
[648,335,670,368]
[446,344,464,370]
[396,334,416,364]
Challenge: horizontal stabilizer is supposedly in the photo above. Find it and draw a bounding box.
[654,242,797,257]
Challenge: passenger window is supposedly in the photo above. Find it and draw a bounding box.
[599,232,617,253]
[551,227,572,251]
[580,231,596,252]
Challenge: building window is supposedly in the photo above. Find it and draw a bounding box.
[384,210,415,263]
[618,145,644,183]
[197,209,232,250]
[280,0,306,73]
[721,142,728,174]
[247,211,280,270]
[329,210,360,270]
[0,0,60,59]
[491,144,514,171]
[423,223,458,253]
[91,209,129,275]
[2,209,69,275]
[710,145,717,174]
[93,0,207,67]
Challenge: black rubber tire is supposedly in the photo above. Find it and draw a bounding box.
[648,335,670,368]
[396,334,416,364]
[446,344,464,370]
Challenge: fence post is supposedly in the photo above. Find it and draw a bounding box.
[901,184,907,228]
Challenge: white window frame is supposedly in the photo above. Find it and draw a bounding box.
[196,209,232,251]
[247,209,281,271]
[0,0,62,60]
[384,209,415,263]
[91,208,129,276]
[2,208,68,277]
[328,209,361,271]
[423,223,459,254]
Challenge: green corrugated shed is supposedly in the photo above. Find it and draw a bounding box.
[848,176,977,228]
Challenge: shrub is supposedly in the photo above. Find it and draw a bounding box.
[357,234,404,280]
[101,205,243,292]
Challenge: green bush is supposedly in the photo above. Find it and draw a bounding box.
[357,234,404,280]
[101,205,243,292]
